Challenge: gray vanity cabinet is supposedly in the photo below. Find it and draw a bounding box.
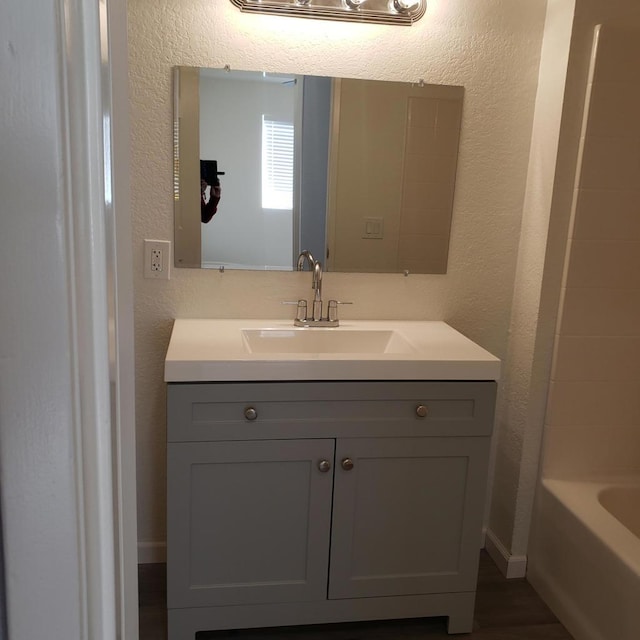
[166,380,496,639]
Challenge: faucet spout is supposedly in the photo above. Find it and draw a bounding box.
[296,250,315,272]
[311,260,323,321]
[313,261,322,294]
[297,250,323,321]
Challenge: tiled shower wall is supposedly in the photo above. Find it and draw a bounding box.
[542,24,640,478]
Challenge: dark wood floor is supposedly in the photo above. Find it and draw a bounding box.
[139,552,573,640]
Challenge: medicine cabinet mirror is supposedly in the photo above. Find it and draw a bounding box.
[173,66,463,273]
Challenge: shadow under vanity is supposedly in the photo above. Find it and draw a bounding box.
[164,320,500,639]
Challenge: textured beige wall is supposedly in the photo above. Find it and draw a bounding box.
[486,0,576,560]
[128,0,548,555]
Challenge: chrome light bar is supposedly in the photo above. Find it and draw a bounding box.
[228,0,427,26]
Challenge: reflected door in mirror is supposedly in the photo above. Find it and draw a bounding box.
[327,79,462,274]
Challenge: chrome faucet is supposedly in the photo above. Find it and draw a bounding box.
[291,250,351,327]
[296,249,315,271]
[296,250,323,321]
[311,260,323,321]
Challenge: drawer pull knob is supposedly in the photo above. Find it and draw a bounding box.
[244,407,258,421]
[318,459,331,473]
[416,405,428,418]
[341,458,354,471]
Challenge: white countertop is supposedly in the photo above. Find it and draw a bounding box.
[164,319,501,382]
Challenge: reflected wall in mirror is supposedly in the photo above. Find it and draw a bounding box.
[173,66,464,273]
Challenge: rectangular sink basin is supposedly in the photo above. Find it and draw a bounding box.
[242,328,416,354]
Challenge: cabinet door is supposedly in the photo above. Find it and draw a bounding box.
[168,439,335,608]
[329,437,489,599]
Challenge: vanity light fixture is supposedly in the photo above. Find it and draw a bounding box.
[228,0,426,25]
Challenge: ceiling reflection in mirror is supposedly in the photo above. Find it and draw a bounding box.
[173,66,464,273]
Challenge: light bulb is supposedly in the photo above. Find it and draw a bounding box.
[393,0,419,12]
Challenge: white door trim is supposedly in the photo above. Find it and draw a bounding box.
[100,0,140,636]
[61,0,116,635]
[0,0,136,637]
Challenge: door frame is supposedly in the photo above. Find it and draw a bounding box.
[0,0,137,637]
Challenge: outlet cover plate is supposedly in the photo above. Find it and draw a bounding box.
[144,239,171,279]
[362,217,384,239]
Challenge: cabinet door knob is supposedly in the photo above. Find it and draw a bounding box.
[341,458,354,471]
[318,459,331,473]
[416,404,428,418]
[244,406,258,421]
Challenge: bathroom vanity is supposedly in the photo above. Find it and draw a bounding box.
[165,320,500,639]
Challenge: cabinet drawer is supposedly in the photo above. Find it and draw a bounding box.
[167,381,496,442]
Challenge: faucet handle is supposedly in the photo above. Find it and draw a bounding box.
[282,299,308,322]
[327,300,353,323]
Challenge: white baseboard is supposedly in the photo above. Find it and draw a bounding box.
[484,528,527,579]
[137,541,166,564]
[137,531,524,572]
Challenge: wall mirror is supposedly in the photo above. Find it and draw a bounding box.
[173,66,464,273]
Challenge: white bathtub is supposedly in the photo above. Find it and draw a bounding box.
[599,485,640,540]
[528,477,640,640]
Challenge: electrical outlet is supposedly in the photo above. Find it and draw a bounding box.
[144,240,171,280]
